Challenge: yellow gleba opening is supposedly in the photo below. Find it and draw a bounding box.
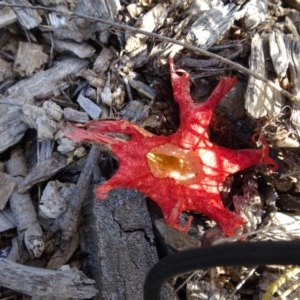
[146,143,204,184]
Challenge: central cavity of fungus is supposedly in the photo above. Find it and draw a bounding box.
[146,143,203,184]
[64,58,276,236]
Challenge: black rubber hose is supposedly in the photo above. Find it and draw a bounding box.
[144,240,300,300]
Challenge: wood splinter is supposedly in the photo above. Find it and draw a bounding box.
[6,147,45,258]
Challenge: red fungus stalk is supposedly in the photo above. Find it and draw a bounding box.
[65,59,276,236]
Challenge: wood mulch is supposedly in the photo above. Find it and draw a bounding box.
[1,0,300,299]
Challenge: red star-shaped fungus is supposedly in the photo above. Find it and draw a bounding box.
[65,58,276,236]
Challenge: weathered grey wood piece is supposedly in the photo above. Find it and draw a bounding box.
[245,33,283,118]
[186,3,242,49]
[14,41,48,77]
[0,6,17,28]
[83,188,159,300]
[6,147,44,258]
[0,58,88,154]
[51,146,100,251]
[269,30,289,78]
[154,219,199,252]
[287,37,300,135]
[77,91,102,119]
[125,3,168,53]
[0,209,16,232]
[21,101,63,140]
[0,56,13,82]
[75,0,121,43]
[93,47,117,73]
[0,258,97,298]
[7,57,88,103]
[18,152,67,193]
[46,234,80,270]
[242,0,267,30]
[63,107,89,123]
[49,0,121,43]
[53,39,95,58]
[124,74,157,101]
[0,106,28,155]
[43,34,95,58]
[10,0,42,29]
[39,180,74,219]
[0,172,16,210]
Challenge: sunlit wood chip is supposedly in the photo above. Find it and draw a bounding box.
[245,33,283,118]
[269,30,289,78]
[186,3,243,49]
[259,212,300,240]
[125,4,168,52]
[242,0,267,30]
[284,37,300,136]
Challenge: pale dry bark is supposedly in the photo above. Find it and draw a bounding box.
[0,258,97,298]
[6,148,45,258]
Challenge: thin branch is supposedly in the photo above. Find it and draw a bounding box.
[0,2,298,102]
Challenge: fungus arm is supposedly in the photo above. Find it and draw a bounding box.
[64,120,152,146]
[170,58,196,118]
